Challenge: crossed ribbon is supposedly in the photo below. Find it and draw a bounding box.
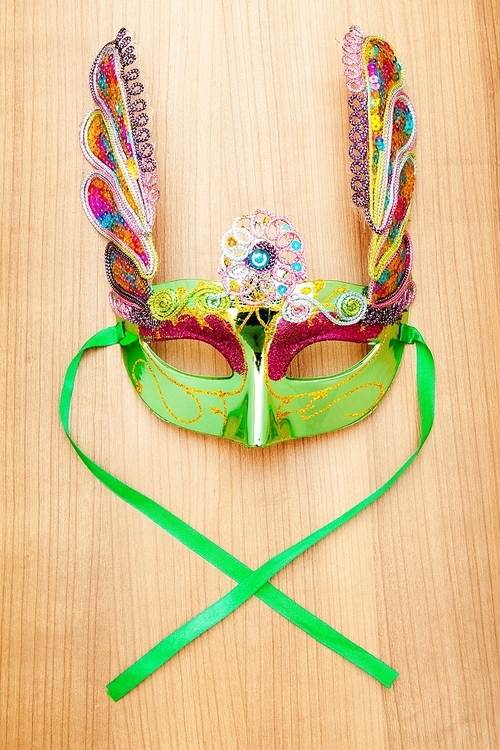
[60,322,434,701]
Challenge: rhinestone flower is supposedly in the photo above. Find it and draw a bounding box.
[218,209,307,306]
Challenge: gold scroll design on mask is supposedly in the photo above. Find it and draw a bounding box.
[148,281,231,330]
[131,351,246,426]
[263,315,387,430]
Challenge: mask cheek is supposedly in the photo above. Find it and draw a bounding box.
[139,313,246,376]
[267,316,383,380]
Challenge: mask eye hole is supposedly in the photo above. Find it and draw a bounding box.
[149,339,233,377]
[286,340,368,378]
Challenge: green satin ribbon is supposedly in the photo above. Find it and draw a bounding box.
[60,321,434,701]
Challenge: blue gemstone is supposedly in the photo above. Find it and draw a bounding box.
[291,240,302,251]
[291,262,302,272]
[249,248,270,270]
[277,284,287,295]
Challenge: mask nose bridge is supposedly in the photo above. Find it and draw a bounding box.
[245,347,270,447]
[238,312,278,447]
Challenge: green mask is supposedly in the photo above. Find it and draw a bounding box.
[80,26,417,446]
[117,275,408,446]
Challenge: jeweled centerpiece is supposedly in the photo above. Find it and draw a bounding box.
[218,209,307,306]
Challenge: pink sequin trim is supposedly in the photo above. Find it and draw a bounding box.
[139,314,246,375]
[267,315,383,381]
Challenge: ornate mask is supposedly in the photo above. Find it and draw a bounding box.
[80,26,417,447]
[61,25,435,701]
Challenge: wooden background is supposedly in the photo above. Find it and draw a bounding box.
[1,0,499,747]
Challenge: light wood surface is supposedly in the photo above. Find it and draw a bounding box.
[1,1,499,748]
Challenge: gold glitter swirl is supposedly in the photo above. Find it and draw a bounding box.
[148,289,178,320]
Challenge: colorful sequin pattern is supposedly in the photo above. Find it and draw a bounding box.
[218,210,307,306]
[83,110,141,217]
[344,31,416,232]
[365,37,403,224]
[389,97,415,169]
[368,233,412,306]
[81,28,159,282]
[82,175,156,277]
[105,243,151,303]
[92,45,135,166]
[369,153,416,280]
[89,29,159,200]
[342,26,417,315]
[81,27,417,359]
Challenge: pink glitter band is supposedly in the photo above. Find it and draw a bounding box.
[267,315,383,381]
[139,314,246,376]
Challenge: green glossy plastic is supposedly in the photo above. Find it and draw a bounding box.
[120,279,407,447]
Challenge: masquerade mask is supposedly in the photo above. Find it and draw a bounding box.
[62,27,434,700]
[80,26,417,447]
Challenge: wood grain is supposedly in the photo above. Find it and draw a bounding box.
[1,0,499,747]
